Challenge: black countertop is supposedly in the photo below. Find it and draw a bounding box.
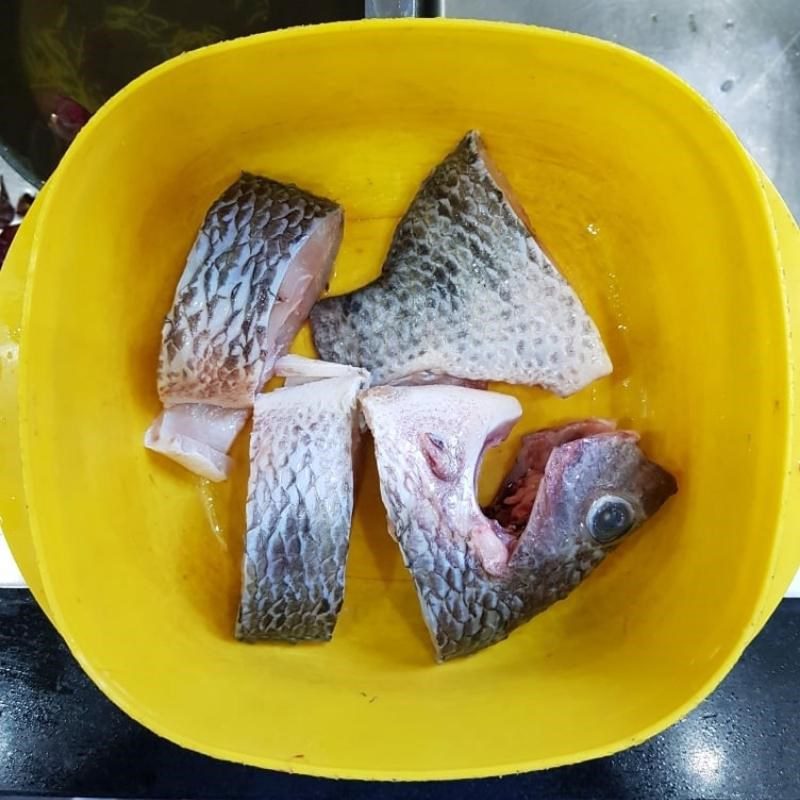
[0,590,798,799]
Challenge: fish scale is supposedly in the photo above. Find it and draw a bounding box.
[312,130,611,394]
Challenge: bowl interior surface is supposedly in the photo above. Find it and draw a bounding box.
[19,20,788,777]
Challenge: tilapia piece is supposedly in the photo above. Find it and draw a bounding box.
[236,356,369,642]
[145,172,343,481]
[312,131,611,394]
[361,385,677,661]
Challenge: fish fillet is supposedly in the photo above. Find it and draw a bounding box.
[362,385,677,661]
[236,357,368,642]
[312,131,611,394]
[145,173,343,480]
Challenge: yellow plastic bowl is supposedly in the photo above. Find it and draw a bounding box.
[4,19,800,778]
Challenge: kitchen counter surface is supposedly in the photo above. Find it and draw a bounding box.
[1,590,798,799]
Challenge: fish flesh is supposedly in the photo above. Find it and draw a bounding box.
[312,131,611,394]
[236,356,368,642]
[361,385,677,661]
[145,173,343,481]
[144,403,249,483]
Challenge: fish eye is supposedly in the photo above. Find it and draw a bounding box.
[586,495,636,544]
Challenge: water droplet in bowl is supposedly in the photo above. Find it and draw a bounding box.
[721,78,735,92]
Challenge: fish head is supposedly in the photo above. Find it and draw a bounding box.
[364,386,678,660]
[514,430,678,573]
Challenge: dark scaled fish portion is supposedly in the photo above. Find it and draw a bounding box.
[362,385,677,661]
[146,173,343,481]
[311,131,611,394]
[236,357,368,642]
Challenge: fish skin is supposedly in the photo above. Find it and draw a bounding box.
[361,385,677,661]
[236,358,368,642]
[159,173,342,409]
[311,131,611,395]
